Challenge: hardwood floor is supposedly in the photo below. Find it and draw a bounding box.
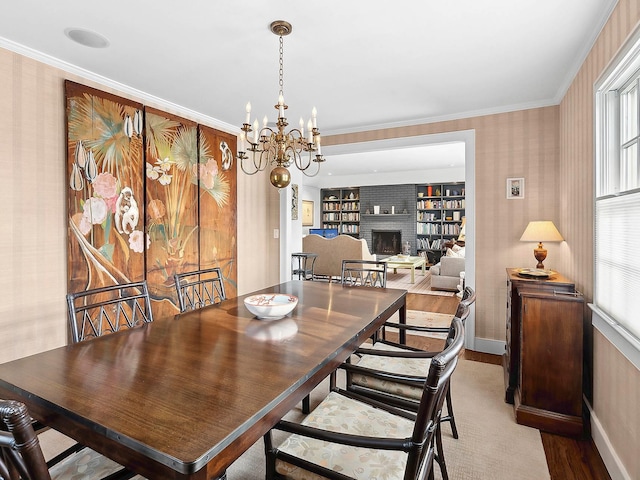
[406,292,611,480]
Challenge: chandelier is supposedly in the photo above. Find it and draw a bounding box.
[238,20,325,188]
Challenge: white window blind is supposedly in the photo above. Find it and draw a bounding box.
[595,192,640,341]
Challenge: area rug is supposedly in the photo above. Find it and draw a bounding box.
[386,271,455,296]
[39,360,550,480]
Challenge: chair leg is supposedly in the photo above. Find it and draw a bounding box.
[302,395,310,414]
[435,422,449,480]
[440,384,459,439]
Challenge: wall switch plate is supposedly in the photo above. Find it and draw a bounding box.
[273,229,279,239]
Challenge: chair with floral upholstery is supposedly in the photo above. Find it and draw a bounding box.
[338,288,476,480]
[0,399,144,479]
[264,316,464,480]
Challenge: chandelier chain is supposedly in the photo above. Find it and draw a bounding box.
[278,35,284,98]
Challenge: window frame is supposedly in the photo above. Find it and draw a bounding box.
[592,28,640,370]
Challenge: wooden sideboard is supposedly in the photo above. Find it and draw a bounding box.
[504,268,584,436]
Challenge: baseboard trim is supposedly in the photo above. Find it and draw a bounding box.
[473,337,505,356]
[589,402,630,480]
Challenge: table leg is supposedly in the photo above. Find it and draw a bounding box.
[410,266,415,284]
[399,302,407,345]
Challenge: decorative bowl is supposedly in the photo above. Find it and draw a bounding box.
[244,294,298,320]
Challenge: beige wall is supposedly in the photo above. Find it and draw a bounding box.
[558,1,640,478]
[0,47,280,364]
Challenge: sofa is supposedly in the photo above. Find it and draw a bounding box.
[430,246,465,291]
[302,234,375,281]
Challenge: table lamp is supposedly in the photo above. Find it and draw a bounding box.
[519,221,564,269]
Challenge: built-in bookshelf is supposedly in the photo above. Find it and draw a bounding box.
[321,188,360,236]
[416,182,465,264]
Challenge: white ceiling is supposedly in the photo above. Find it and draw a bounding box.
[0,0,616,183]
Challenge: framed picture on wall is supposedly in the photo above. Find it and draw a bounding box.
[506,177,525,199]
[302,200,314,226]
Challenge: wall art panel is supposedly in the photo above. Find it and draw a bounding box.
[198,125,238,298]
[65,81,146,294]
[66,82,238,320]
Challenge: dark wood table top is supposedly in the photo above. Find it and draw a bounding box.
[0,280,406,479]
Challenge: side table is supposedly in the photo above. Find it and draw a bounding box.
[291,253,317,280]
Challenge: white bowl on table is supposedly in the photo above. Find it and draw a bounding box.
[244,294,298,320]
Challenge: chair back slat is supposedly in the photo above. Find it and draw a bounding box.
[341,260,388,288]
[67,281,153,343]
[174,267,226,312]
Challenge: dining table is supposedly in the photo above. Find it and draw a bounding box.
[0,280,406,479]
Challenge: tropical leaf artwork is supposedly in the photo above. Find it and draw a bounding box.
[66,82,145,294]
[199,125,238,298]
[145,110,200,308]
[66,82,238,313]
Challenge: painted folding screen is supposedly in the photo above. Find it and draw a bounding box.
[66,81,237,317]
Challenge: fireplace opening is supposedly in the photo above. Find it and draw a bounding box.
[372,230,401,255]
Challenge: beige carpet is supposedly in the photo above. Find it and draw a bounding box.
[386,271,455,296]
[39,360,550,480]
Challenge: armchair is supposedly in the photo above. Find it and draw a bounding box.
[264,317,465,480]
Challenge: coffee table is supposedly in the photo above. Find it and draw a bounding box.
[383,255,427,283]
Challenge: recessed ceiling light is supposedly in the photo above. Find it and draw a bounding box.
[64,28,110,48]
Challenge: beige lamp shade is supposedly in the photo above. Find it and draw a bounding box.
[520,221,564,269]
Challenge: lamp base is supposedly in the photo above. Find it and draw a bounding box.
[533,243,547,269]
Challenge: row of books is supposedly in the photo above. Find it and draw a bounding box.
[417,238,446,250]
[322,202,360,211]
[322,213,360,222]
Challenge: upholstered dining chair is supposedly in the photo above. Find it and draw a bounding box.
[0,399,145,480]
[174,267,226,312]
[339,288,476,480]
[66,281,154,343]
[264,316,465,480]
[301,259,388,415]
[372,286,476,438]
[341,259,388,288]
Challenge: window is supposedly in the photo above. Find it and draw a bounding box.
[594,32,640,358]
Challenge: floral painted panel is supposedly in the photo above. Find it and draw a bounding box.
[66,82,239,318]
[66,81,145,294]
[198,125,237,299]
[144,108,199,314]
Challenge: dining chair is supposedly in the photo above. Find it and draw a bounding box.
[174,267,226,312]
[63,281,153,479]
[341,259,388,287]
[300,259,388,415]
[0,399,144,479]
[66,281,154,343]
[373,286,476,437]
[264,316,465,480]
[338,288,476,480]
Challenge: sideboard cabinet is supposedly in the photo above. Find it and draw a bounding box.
[504,268,584,436]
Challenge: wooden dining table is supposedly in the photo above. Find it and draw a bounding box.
[0,280,406,479]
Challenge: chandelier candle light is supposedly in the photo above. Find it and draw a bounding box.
[238,20,325,188]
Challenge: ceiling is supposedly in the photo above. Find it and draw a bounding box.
[0,1,616,182]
